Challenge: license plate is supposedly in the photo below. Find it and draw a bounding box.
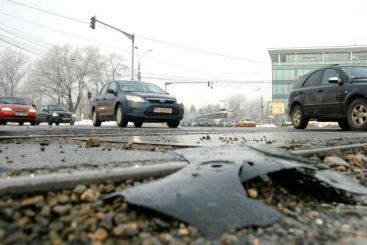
[153,107,172,114]
[62,118,70,120]
[15,112,27,116]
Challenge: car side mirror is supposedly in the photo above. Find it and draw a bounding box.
[328,77,342,84]
[106,89,116,95]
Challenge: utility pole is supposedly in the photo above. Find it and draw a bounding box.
[89,16,135,81]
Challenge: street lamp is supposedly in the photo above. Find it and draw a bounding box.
[258,87,264,125]
[135,47,153,81]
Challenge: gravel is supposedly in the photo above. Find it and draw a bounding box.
[0,137,367,244]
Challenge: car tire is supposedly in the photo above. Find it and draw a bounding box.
[134,121,143,128]
[30,121,37,126]
[347,98,367,131]
[55,122,60,126]
[19,122,24,126]
[291,105,309,129]
[48,117,53,126]
[338,119,351,131]
[70,121,75,126]
[116,105,128,127]
[92,109,101,127]
[167,120,180,128]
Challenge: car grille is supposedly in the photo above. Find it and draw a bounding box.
[147,98,175,104]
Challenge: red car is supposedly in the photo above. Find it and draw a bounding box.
[0,96,37,125]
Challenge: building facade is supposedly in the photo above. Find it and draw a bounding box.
[268,46,367,115]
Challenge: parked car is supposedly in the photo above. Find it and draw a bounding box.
[239,118,257,127]
[37,104,76,125]
[0,96,37,125]
[90,80,184,128]
[288,65,367,131]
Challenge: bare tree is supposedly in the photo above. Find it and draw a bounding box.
[27,45,93,112]
[105,52,129,82]
[0,49,29,96]
[87,47,108,95]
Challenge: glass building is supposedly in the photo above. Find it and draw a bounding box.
[268,46,367,114]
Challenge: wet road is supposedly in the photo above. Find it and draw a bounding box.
[1,123,367,147]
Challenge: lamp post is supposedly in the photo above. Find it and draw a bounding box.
[258,87,264,125]
[135,47,153,81]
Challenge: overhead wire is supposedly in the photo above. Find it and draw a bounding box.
[1,1,274,85]
[5,0,270,65]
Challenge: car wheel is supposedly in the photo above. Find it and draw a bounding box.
[19,122,24,126]
[338,119,351,130]
[92,109,101,127]
[116,105,128,127]
[347,98,367,131]
[134,121,143,128]
[167,120,180,128]
[48,117,53,125]
[70,121,75,126]
[30,121,37,126]
[291,105,309,129]
[55,122,60,126]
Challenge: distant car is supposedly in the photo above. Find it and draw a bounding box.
[239,118,257,127]
[90,80,184,128]
[216,118,233,127]
[288,65,367,130]
[37,104,76,125]
[0,96,37,125]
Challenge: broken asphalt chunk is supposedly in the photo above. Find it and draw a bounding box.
[107,144,367,239]
[113,160,279,239]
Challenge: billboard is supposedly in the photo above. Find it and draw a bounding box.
[268,101,285,116]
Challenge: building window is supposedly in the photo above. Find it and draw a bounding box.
[297,53,322,62]
[324,52,350,61]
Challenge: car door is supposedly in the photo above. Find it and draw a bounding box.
[95,83,110,118]
[37,106,48,122]
[104,81,118,118]
[318,68,346,116]
[301,70,323,117]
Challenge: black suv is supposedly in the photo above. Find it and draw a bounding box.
[288,65,367,130]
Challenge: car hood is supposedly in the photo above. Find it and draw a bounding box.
[0,103,33,110]
[128,92,176,101]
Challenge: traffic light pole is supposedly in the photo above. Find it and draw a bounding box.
[90,16,135,81]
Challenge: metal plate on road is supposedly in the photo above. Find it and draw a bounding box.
[153,107,172,114]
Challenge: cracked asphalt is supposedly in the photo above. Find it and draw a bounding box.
[1,124,367,244]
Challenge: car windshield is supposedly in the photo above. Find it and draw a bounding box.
[48,105,68,111]
[341,66,367,79]
[118,81,166,94]
[0,97,28,105]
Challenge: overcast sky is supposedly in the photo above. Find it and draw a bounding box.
[1,0,367,107]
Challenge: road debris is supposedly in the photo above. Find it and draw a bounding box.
[112,160,280,239]
[85,138,101,147]
[109,144,367,239]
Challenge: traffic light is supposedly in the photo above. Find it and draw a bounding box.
[90,16,96,29]
[208,81,210,87]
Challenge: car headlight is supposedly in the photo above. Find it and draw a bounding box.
[52,112,59,117]
[1,107,12,111]
[72,114,76,117]
[126,95,145,103]
[29,108,36,113]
